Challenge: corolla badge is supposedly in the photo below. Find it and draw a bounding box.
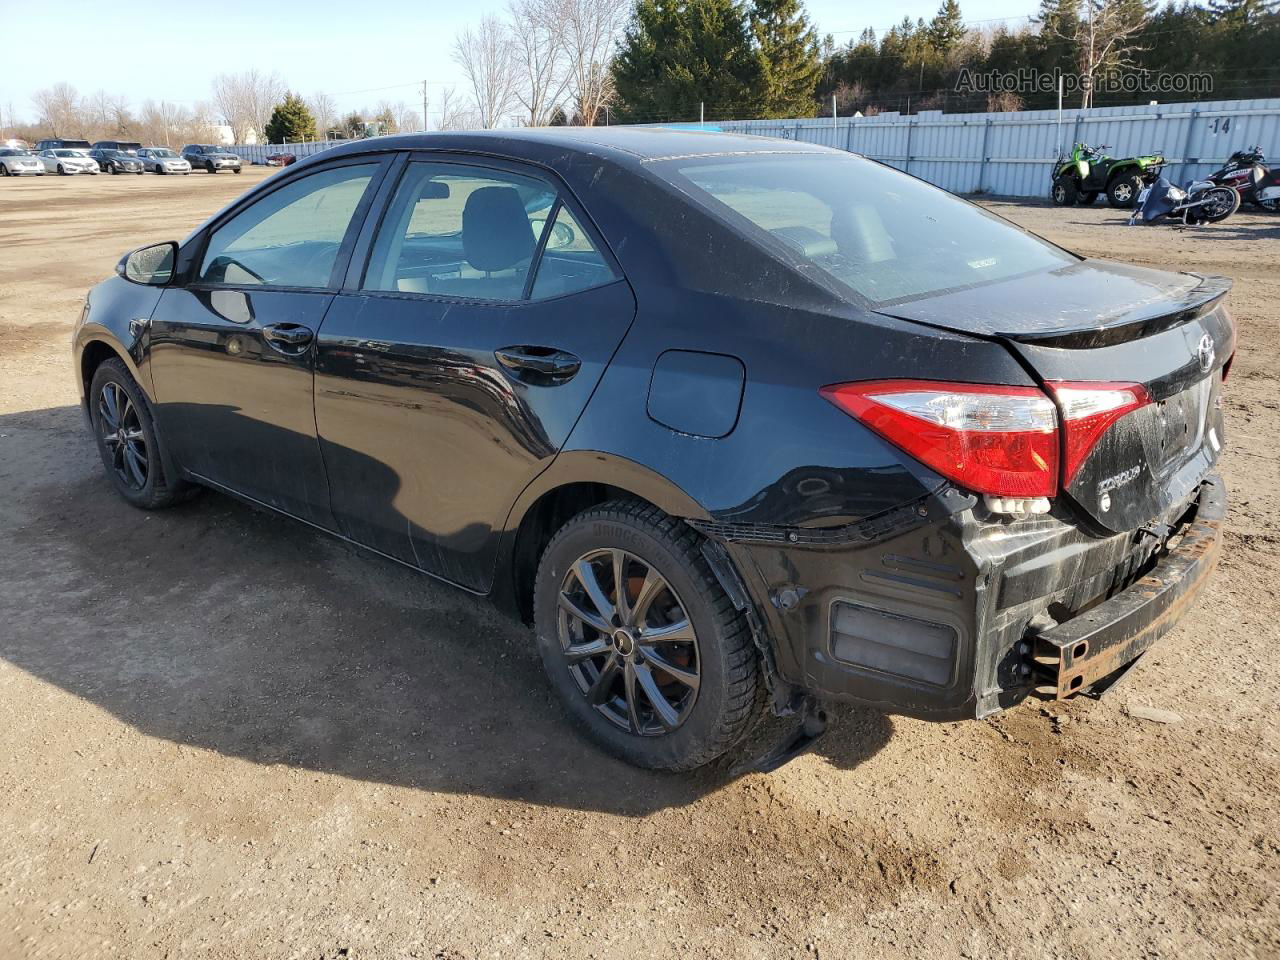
[1097,463,1143,512]
[1197,333,1215,373]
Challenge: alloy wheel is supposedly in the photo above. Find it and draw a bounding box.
[1114,182,1133,202]
[97,381,148,490]
[557,548,701,736]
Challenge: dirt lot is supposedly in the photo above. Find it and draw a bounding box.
[1,168,1277,960]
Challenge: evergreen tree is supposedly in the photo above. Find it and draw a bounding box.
[1208,0,1275,23]
[926,0,967,54]
[751,0,824,117]
[264,93,317,144]
[613,0,768,122]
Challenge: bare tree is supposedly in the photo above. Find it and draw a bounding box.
[390,101,422,133]
[308,92,338,137]
[436,86,476,130]
[32,83,83,137]
[562,0,628,125]
[1053,0,1147,108]
[453,16,520,129]
[135,100,215,148]
[212,69,286,143]
[508,0,572,126]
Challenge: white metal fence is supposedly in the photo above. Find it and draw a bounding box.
[226,97,1280,200]
[226,139,345,165]
[666,97,1280,198]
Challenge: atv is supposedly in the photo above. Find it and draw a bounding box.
[1051,142,1166,209]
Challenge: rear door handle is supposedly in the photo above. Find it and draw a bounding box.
[262,323,314,352]
[495,346,581,382]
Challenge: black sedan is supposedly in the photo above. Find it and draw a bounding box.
[72,129,1232,771]
[89,148,144,175]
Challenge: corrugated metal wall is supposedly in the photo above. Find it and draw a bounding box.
[680,97,1280,198]
[225,140,344,165]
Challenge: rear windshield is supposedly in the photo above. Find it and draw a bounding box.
[660,153,1074,306]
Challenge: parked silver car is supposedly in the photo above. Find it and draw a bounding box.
[39,149,100,175]
[137,147,192,175]
[0,147,44,176]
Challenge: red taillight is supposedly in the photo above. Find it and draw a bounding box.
[1047,381,1150,486]
[821,379,1152,499]
[820,380,1060,497]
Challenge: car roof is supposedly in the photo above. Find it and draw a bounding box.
[319,126,833,166]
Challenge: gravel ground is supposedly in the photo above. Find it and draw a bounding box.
[0,168,1277,960]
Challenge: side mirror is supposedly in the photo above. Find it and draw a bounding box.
[116,241,177,286]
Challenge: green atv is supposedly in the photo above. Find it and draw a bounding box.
[1051,142,1166,209]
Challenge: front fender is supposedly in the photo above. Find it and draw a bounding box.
[73,275,166,404]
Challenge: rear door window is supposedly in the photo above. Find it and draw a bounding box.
[363,162,556,300]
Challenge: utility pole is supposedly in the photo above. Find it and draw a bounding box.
[699,101,704,126]
[422,80,430,132]
[832,93,837,123]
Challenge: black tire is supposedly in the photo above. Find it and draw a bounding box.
[110,166,119,174]
[1051,176,1077,206]
[206,162,216,174]
[1077,191,1099,205]
[1199,185,1241,223]
[233,167,241,174]
[88,358,193,509]
[533,500,765,771]
[1107,172,1145,208]
[57,164,66,176]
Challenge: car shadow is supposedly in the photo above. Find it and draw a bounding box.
[0,403,893,816]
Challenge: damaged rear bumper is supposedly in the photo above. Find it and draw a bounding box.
[700,475,1226,721]
[1033,475,1225,698]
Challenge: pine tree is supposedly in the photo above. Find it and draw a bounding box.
[1035,0,1082,76]
[926,0,967,55]
[1208,0,1275,24]
[264,93,317,144]
[613,0,768,122]
[751,0,824,117]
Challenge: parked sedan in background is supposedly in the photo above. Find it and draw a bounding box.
[40,149,99,175]
[137,147,191,175]
[181,144,242,173]
[89,148,144,175]
[0,147,44,176]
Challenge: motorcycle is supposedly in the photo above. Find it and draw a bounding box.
[1128,177,1241,226]
[1205,145,1278,209]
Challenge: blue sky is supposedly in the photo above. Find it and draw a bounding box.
[4,0,1037,125]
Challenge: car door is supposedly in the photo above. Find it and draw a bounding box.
[149,155,392,526]
[313,154,636,591]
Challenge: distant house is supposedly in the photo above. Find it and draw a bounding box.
[212,124,258,146]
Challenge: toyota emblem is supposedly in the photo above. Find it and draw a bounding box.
[1197,333,1215,373]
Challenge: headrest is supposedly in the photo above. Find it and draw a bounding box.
[463,186,535,272]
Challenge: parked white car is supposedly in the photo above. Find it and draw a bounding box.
[39,149,100,175]
[136,147,192,175]
[0,147,45,176]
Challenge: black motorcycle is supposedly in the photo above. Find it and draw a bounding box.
[1128,177,1241,226]
[1205,146,1278,209]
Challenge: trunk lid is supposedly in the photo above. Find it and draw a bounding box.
[878,261,1234,533]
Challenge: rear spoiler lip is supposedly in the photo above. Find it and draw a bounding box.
[874,272,1232,350]
[992,273,1232,349]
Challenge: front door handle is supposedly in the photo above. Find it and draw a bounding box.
[262,323,314,352]
[495,346,581,382]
